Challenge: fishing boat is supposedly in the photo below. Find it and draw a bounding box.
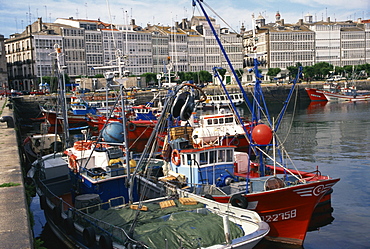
[304,87,328,101]
[23,133,62,162]
[29,44,269,249]
[192,108,251,152]
[199,92,244,109]
[305,86,370,102]
[133,1,340,246]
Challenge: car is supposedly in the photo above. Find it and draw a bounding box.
[245,81,256,86]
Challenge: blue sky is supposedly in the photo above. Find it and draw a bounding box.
[1,0,368,38]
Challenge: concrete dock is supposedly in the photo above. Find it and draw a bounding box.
[0,96,33,248]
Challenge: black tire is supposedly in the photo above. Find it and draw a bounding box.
[230,194,248,209]
[99,234,113,249]
[128,122,136,131]
[83,227,96,247]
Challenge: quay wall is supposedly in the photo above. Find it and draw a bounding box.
[0,96,33,248]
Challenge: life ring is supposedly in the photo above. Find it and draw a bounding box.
[171,149,181,166]
[232,137,240,146]
[73,140,92,151]
[83,227,96,247]
[230,194,248,209]
[99,234,113,249]
[68,154,78,172]
[128,122,136,132]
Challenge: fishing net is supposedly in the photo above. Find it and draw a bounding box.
[90,199,244,248]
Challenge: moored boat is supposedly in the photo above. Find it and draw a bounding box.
[133,1,340,245]
[28,43,269,249]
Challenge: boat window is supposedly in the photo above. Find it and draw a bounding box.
[226,117,233,123]
[226,149,233,162]
[209,150,216,164]
[219,118,224,124]
[207,119,212,125]
[213,119,218,124]
[230,95,235,99]
[218,150,225,162]
[220,96,225,101]
[200,152,208,165]
[181,154,186,165]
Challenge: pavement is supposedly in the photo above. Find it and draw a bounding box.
[0,96,33,248]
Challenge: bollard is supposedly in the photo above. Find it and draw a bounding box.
[0,116,15,128]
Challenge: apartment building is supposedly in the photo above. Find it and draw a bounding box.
[244,12,369,71]
[4,13,369,92]
[0,35,8,90]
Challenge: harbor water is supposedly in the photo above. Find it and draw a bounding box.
[31,100,370,249]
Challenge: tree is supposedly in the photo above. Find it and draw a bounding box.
[303,66,315,82]
[199,70,212,83]
[141,72,157,84]
[312,62,333,80]
[267,68,281,81]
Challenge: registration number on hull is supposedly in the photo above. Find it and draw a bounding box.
[260,209,297,222]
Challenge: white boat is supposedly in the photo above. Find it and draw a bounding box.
[199,92,244,108]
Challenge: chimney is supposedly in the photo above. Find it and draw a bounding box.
[298,19,303,26]
[327,17,331,23]
[130,19,135,25]
[38,17,43,32]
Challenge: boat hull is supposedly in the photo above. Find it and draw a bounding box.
[211,178,339,245]
[305,88,328,101]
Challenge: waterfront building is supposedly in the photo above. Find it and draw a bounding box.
[0,35,8,90]
[4,13,369,92]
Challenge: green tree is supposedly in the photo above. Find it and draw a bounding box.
[312,62,333,80]
[199,70,212,83]
[266,68,281,81]
[141,72,157,84]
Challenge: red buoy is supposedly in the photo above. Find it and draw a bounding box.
[251,124,273,145]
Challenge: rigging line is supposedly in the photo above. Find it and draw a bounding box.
[202,0,240,35]
[278,86,298,146]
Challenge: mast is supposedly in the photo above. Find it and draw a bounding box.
[54,44,70,148]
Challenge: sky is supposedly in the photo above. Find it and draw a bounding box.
[0,0,369,38]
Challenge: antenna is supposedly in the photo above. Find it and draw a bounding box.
[76,8,79,19]
[85,3,88,19]
[15,17,18,33]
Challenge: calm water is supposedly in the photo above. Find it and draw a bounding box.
[262,101,370,249]
[32,100,370,248]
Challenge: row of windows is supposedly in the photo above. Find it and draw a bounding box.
[198,149,233,166]
[342,41,365,49]
[86,44,102,53]
[35,39,62,49]
[270,42,314,51]
[63,29,84,37]
[65,51,85,61]
[64,39,85,49]
[342,33,365,40]
[270,51,315,62]
[85,33,102,42]
[86,55,103,64]
[271,33,314,41]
